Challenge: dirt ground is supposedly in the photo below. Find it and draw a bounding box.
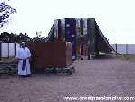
[1,59,135,102]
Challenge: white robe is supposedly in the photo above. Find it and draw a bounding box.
[16,47,31,75]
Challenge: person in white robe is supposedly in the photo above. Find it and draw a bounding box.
[16,42,31,77]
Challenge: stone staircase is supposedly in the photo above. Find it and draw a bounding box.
[0,59,17,75]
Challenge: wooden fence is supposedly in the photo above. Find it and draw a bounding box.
[111,44,135,54]
[0,43,20,58]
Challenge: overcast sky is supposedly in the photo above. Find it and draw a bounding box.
[0,0,135,44]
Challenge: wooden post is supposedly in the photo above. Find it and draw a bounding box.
[87,18,95,60]
[0,42,1,60]
[80,18,83,59]
[15,42,16,56]
[80,18,83,36]
[126,44,128,55]
[87,18,90,60]
[58,19,62,40]
[87,41,90,60]
[8,43,9,58]
[115,43,117,55]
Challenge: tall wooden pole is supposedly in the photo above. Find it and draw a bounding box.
[126,44,128,55]
[87,18,90,60]
[58,19,62,41]
[115,43,117,55]
[0,42,1,60]
[87,18,95,60]
[80,18,83,56]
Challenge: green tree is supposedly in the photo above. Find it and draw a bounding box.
[0,1,16,27]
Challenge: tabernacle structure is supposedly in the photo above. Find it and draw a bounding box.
[46,18,114,60]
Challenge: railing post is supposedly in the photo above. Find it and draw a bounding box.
[126,44,128,55]
[115,43,117,55]
[0,42,1,60]
[8,43,9,58]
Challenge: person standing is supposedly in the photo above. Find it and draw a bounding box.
[16,42,31,77]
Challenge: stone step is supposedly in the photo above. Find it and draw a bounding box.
[0,63,17,74]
